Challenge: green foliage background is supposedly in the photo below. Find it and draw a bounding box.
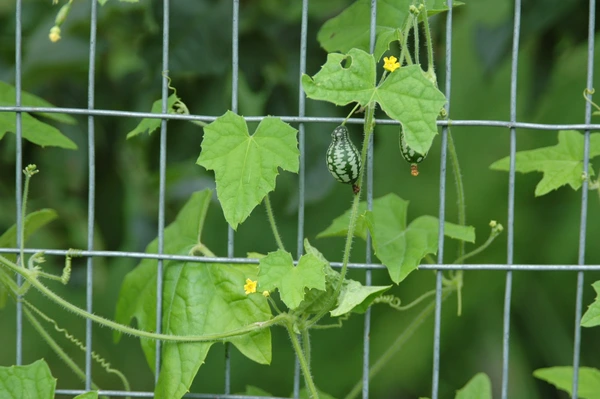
[1,0,599,398]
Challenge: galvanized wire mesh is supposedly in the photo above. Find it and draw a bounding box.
[2,0,599,398]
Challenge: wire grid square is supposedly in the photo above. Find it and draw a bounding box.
[2,0,599,398]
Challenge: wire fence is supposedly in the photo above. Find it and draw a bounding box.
[2,0,599,398]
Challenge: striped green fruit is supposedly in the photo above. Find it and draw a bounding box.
[326,125,361,185]
[399,128,427,176]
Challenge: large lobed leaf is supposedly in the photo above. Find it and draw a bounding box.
[302,49,446,155]
[197,111,299,230]
[317,0,463,61]
[115,189,272,399]
[318,193,475,284]
[490,130,600,196]
[0,359,56,399]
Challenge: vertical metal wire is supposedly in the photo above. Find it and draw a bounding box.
[500,1,522,398]
[14,0,23,368]
[293,1,309,397]
[224,0,240,393]
[361,1,377,398]
[571,0,595,396]
[154,0,171,383]
[431,2,453,398]
[85,0,98,391]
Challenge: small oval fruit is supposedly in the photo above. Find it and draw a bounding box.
[399,128,427,176]
[326,125,361,190]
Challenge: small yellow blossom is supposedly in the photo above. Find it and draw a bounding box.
[383,56,400,73]
[244,278,257,295]
[262,291,270,297]
[49,26,61,43]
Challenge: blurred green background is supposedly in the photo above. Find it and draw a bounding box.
[1,0,600,398]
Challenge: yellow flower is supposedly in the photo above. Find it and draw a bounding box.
[262,291,270,297]
[244,278,257,295]
[49,26,61,43]
[383,56,400,73]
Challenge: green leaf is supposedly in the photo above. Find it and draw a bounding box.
[330,279,391,317]
[317,0,463,61]
[534,367,600,399]
[114,190,213,362]
[156,261,272,399]
[196,111,299,230]
[126,93,180,139]
[258,250,326,310]
[0,359,56,399]
[302,49,446,154]
[455,373,492,399]
[74,392,99,399]
[0,209,59,263]
[490,130,600,196]
[325,193,475,283]
[0,111,77,149]
[242,386,272,396]
[300,239,390,316]
[318,193,475,244]
[0,81,76,125]
[581,281,600,328]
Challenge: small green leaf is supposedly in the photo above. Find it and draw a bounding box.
[330,279,391,317]
[156,262,272,399]
[114,190,213,365]
[302,49,446,154]
[258,250,326,310]
[317,0,463,61]
[581,281,600,328]
[197,111,299,230]
[0,359,56,399]
[490,130,600,196]
[455,373,492,399]
[0,81,76,125]
[74,392,99,399]
[126,93,180,139]
[534,366,600,399]
[0,112,77,149]
[0,209,59,263]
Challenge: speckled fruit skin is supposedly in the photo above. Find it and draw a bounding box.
[326,125,361,185]
[399,128,427,164]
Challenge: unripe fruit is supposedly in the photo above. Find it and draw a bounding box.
[326,125,361,192]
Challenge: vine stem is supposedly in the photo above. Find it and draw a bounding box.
[344,290,454,399]
[264,194,286,251]
[421,4,435,74]
[287,322,319,399]
[307,102,376,327]
[0,253,285,342]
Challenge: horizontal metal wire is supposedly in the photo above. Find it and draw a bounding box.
[1,247,598,271]
[54,389,288,399]
[1,105,600,131]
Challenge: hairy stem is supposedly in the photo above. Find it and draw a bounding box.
[287,323,319,399]
[0,253,285,343]
[302,327,311,367]
[344,290,454,399]
[308,103,376,327]
[264,194,286,251]
[421,5,435,74]
[399,17,414,66]
[453,228,502,265]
